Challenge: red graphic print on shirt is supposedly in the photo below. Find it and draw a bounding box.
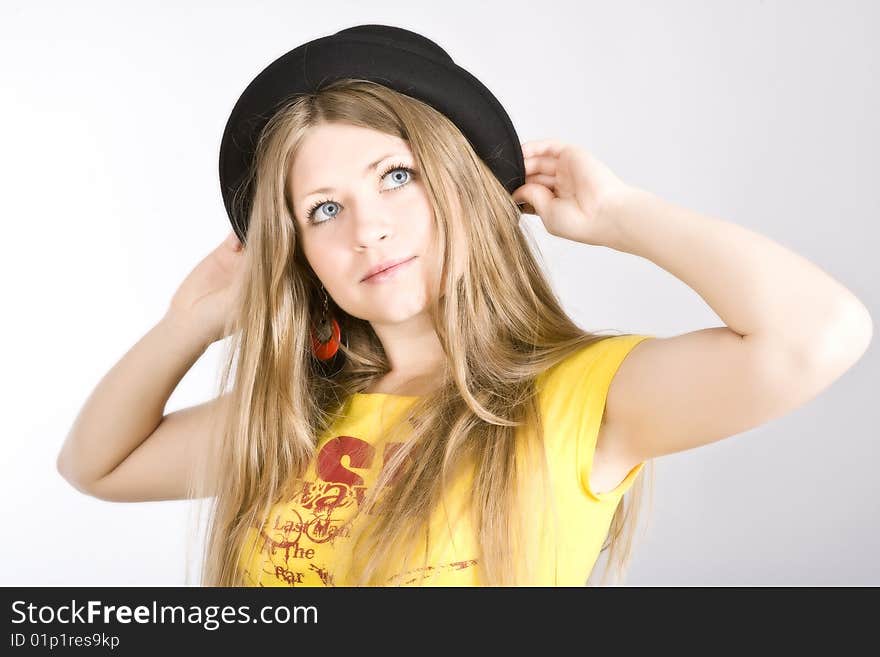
[241,433,477,586]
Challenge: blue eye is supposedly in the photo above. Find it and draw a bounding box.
[305,163,416,226]
[305,199,341,224]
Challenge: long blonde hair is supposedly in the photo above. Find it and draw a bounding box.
[185,78,652,586]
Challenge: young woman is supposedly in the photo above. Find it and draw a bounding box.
[56,26,873,587]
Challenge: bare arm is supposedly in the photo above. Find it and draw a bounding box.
[56,311,213,494]
[513,141,871,473]
[57,231,246,501]
[593,188,872,465]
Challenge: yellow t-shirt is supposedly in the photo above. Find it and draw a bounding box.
[238,333,654,586]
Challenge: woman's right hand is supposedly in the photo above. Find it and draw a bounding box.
[166,231,247,347]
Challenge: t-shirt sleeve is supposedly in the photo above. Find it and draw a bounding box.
[538,333,655,503]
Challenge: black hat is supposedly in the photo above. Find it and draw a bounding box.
[218,23,526,243]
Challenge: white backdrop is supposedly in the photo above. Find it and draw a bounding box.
[2,0,876,585]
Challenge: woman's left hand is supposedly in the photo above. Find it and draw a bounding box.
[511,139,632,246]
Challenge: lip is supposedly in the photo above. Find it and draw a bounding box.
[361,256,417,283]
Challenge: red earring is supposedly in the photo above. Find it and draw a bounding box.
[310,286,341,361]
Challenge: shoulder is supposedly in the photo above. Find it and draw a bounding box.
[537,334,654,397]
[535,333,656,499]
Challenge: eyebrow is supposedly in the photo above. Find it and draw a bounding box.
[299,151,411,201]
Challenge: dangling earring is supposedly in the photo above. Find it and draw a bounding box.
[310,285,341,361]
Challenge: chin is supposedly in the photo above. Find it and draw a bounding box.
[371,297,429,323]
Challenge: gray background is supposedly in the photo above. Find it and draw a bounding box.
[1,0,875,585]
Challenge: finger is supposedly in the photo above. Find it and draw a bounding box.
[512,183,556,217]
[524,154,558,177]
[525,172,557,191]
[521,139,567,159]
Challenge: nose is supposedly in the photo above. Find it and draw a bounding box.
[350,193,391,250]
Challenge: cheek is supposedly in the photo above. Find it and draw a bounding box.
[304,241,346,291]
[412,197,442,256]
[413,208,441,281]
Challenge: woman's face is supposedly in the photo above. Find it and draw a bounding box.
[290,122,442,324]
